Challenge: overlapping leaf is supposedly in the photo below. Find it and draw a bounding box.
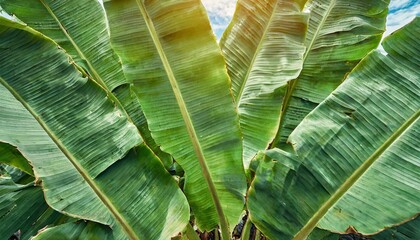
[309,216,420,240]
[0,142,33,176]
[272,0,389,149]
[0,18,189,239]
[32,221,113,240]
[0,0,126,91]
[104,0,247,233]
[220,0,308,168]
[0,0,173,169]
[113,85,173,168]
[0,176,69,240]
[248,18,420,239]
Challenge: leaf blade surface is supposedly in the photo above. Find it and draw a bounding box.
[104,0,247,231]
[0,18,189,240]
[220,0,308,168]
[273,0,390,148]
[248,18,420,239]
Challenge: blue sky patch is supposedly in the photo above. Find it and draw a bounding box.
[202,0,420,39]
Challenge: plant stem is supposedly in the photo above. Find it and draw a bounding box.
[240,216,252,240]
[255,229,262,240]
[215,229,220,240]
[184,223,200,240]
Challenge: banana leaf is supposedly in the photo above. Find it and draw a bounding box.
[0,164,34,185]
[308,215,420,240]
[104,0,247,234]
[112,84,173,168]
[32,221,113,240]
[0,176,70,240]
[0,0,127,91]
[0,0,173,169]
[0,17,189,239]
[272,0,389,149]
[0,142,33,176]
[248,18,420,239]
[219,0,308,168]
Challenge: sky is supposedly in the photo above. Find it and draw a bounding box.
[0,0,418,40]
[202,0,420,39]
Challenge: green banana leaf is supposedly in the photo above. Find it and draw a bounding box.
[308,215,420,240]
[0,18,189,239]
[0,0,173,170]
[219,0,308,168]
[104,0,247,233]
[272,0,389,149]
[0,0,127,91]
[371,215,420,240]
[0,164,34,185]
[1,163,34,186]
[248,18,420,239]
[113,85,173,168]
[0,155,72,240]
[0,176,69,240]
[0,142,33,176]
[32,221,113,240]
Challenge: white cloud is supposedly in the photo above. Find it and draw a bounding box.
[201,0,238,38]
[201,0,237,18]
[203,0,419,39]
[384,1,419,37]
[389,0,412,10]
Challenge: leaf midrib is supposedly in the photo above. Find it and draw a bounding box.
[271,0,337,147]
[134,0,229,235]
[38,0,151,151]
[234,0,279,105]
[293,110,420,239]
[302,0,336,61]
[39,0,109,91]
[0,77,139,240]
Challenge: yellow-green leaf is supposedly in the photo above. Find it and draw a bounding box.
[248,18,420,239]
[220,0,308,168]
[104,0,247,233]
